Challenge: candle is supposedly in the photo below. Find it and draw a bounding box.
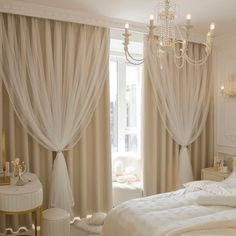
[2,130,6,172]
[125,22,129,34]
[220,85,225,93]
[210,23,215,33]
[186,13,191,25]
[150,14,154,27]
[206,32,211,45]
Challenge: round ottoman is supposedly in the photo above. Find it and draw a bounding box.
[43,208,70,236]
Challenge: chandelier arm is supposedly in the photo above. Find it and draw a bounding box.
[173,40,188,60]
[175,42,211,66]
[126,50,145,62]
[174,56,186,69]
[125,51,144,65]
[183,50,210,65]
[185,56,208,66]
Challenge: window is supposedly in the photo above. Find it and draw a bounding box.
[109,58,142,155]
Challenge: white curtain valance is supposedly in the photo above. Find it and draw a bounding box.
[0,13,109,214]
[145,40,212,186]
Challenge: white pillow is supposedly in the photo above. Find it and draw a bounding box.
[183,180,217,192]
[197,194,236,207]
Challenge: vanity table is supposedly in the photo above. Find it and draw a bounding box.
[0,173,43,236]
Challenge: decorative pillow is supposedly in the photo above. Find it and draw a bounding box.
[183,180,217,192]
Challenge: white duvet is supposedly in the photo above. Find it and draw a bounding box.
[103,189,236,236]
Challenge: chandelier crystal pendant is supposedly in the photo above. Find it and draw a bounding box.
[123,0,215,68]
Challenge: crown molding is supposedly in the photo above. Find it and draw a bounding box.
[0,0,147,33]
[0,0,208,44]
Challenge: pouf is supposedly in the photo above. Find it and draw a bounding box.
[43,208,70,236]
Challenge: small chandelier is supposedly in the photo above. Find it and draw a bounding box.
[123,0,215,68]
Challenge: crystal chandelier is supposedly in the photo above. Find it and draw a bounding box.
[123,0,215,68]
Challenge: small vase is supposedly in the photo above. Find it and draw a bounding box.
[16,174,25,186]
[14,167,19,177]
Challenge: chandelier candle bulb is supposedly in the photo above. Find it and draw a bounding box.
[125,22,129,34]
[186,14,191,25]
[150,14,154,27]
[220,85,225,94]
[210,23,215,32]
[206,32,211,45]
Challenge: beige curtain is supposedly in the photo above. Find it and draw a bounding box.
[145,42,213,186]
[0,13,110,214]
[143,56,214,196]
[0,29,111,236]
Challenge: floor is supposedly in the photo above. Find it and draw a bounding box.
[3,219,102,235]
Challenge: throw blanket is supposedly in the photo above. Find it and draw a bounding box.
[103,189,236,236]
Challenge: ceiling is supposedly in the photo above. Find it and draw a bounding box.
[17,0,236,37]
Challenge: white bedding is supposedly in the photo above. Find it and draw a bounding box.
[103,189,236,236]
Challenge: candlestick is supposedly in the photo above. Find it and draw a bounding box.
[125,22,129,34]
[210,23,215,32]
[206,32,211,45]
[2,130,6,173]
[220,85,225,94]
[210,23,215,36]
[150,14,154,27]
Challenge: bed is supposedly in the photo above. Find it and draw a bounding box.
[103,171,236,236]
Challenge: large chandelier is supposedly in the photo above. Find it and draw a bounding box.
[123,0,215,68]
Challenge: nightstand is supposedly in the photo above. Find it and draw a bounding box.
[201,167,231,181]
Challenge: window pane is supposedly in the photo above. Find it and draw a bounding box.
[125,134,138,152]
[126,65,139,128]
[109,61,118,152]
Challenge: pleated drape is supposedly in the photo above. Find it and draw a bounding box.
[143,53,214,196]
[145,42,213,186]
[0,51,112,234]
[0,13,111,214]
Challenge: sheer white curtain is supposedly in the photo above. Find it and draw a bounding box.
[0,14,109,214]
[145,40,212,185]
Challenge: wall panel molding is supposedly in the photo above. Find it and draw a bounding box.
[215,37,236,155]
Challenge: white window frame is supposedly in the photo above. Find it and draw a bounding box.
[110,55,142,155]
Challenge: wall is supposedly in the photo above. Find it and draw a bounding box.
[214,32,236,163]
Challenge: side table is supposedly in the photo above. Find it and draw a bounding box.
[0,173,43,236]
[201,167,231,181]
